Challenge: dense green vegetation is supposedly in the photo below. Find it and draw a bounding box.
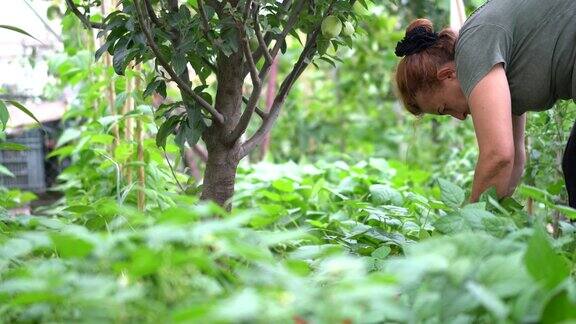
[1,1,575,322]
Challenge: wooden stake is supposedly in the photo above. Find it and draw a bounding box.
[123,69,134,185]
[101,0,120,151]
[134,66,145,211]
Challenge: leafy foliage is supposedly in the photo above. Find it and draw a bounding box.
[1,160,575,322]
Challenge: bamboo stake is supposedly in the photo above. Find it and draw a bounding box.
[526,136,533,215]
[101,0,120,151]
[134,66,145,211]
[123,69,134,185]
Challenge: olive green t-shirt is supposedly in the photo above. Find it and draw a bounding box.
[455,0,576,115]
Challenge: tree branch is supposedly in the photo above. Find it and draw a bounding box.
[134,0,224,124]
[64,0,104,29]
[144,0,163,28]
[240,0,338,157]
[257,0,307,82]
[251,0,292,65]
[225,19,263,144]
[197,0,216,45]
[243,96,267,119]
[254,5,273,65]
[243,0,253,20]
[192,144,208,162]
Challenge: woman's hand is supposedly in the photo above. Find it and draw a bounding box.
[468,63,515,202]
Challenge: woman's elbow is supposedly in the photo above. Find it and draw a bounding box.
[482,149,515,170]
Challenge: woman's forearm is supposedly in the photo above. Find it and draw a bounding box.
[507,152,525,196]
[470,154,515,202]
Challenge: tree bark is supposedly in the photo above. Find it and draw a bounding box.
[200,133,241,209]
[199,47,244,209]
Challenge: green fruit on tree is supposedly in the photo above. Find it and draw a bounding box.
[321,15,342,39]
[249,38,259,51]
[342,21,355,36]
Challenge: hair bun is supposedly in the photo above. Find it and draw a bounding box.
[395,26,439,57]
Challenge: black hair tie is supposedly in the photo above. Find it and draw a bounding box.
[395,26,439,57]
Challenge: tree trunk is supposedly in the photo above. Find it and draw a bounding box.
[199,49,244,209]
[200,135,240,209]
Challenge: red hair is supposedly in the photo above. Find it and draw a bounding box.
[395,19,457,115]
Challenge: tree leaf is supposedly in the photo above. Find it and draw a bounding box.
[56,128,82,147]
[172,53,188,76]
[0,164,14,177]
[0,142,28,151]
[0,25,41,43]
[156,115,181,148]
[0,100,8,130]
[6,100,41,126]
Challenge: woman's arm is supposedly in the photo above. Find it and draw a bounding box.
[508,114,526,195]
[469,63,515,202]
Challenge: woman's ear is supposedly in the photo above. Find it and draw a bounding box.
[437,64,456,81]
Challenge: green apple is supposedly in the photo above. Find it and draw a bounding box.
[342,21,355,36]
[321,15,342,39]
[249,37,259,51]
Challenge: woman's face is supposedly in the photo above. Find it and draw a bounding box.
[415,65,470,120]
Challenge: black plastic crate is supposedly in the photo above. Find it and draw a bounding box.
[0,128,46,193]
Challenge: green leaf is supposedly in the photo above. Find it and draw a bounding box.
[0,100,8,130]
[64,205,94,214]
[465,281,509,318]
[6,100,41,126]
[553,205,576,220]
[370,184,403,206]
[518,185,553,205]
[272,178,294,192]
[0,142,29,151]
[0,164,14,177]
[541,290,576,324]
[127,248,162,277]
[95,42,110,61]
[524,227,571,290]
[434,212,471,234]
[51,232,95,259]
[114,142,134,163]
[434,206,493,234]
[112,39,129,75]
[172,53,188,76]
[56,128,82,147]
[156,115,181,148]
[0,25,41,42]
[144,79,167,98]
[476,254,531,298]
[371,245,391,259]
[438,179,465,208]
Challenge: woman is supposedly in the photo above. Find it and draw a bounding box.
[394,0,576,207]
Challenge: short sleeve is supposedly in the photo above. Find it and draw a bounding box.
[455,24,512,98]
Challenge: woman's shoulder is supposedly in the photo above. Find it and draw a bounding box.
[459,0,513,37]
